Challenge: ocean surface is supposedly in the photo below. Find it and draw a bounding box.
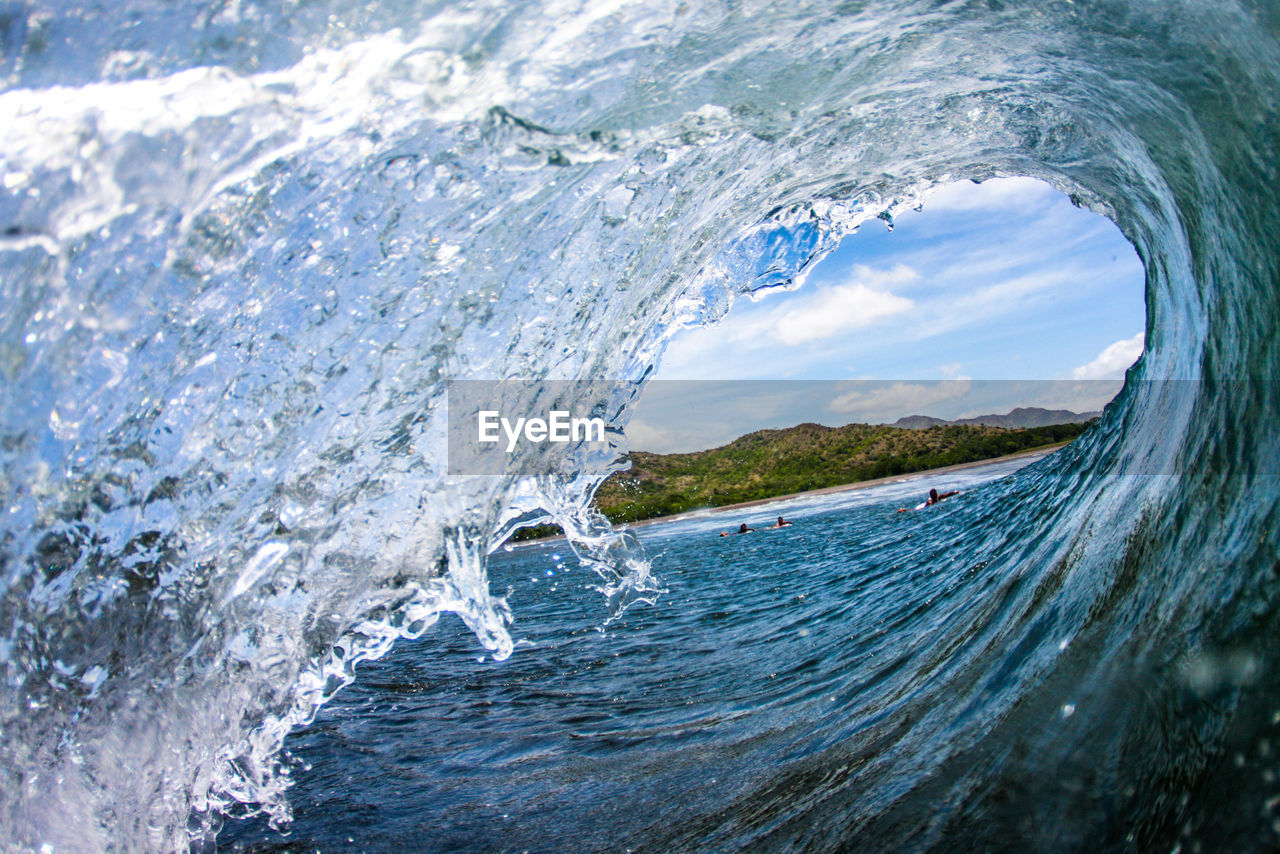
[2,1,1279,851]
[220,456,1059,851]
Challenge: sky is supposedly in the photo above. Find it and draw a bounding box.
[628,177,1147,453]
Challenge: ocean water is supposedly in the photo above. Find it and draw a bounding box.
[221,456,1057,851]
[1,1,1279,851]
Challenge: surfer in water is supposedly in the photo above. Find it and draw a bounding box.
[897,488,960,513]
[768,516,792,528]
[719,523,756,536]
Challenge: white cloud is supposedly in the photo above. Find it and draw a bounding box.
[826,379,972,423]
[658,264,919,378]
[942,269,1074,322]
[621,417,668,451]
[771,264,916,346]
[624,415,747,454]
[1072,332,1144,380]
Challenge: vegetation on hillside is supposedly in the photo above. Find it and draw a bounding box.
[511,419,1092,540]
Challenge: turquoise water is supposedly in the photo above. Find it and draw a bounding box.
[2,1,1279,850]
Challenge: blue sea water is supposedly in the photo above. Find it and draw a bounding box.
[224,457,1052,851]
[2,0,1279,850]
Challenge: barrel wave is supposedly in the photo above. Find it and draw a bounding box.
[1,0,1278,850]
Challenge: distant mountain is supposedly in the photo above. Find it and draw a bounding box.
[892,407,1101,430]
[892,415,950,429]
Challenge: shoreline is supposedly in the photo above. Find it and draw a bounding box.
[511,441,1070,544]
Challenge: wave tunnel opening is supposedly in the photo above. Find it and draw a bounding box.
[629,174,1148,457]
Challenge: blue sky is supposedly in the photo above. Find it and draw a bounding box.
[629,177,1146,453]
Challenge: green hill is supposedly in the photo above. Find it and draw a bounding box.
[513,419,1093,539]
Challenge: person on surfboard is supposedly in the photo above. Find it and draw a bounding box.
[897,487,959,513]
